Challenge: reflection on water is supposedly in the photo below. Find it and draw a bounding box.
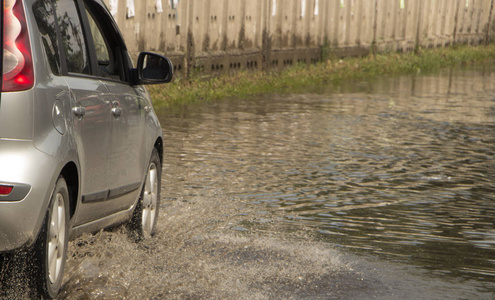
[160,65,495,292]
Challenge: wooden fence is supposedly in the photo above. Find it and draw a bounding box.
[103,0,495,76]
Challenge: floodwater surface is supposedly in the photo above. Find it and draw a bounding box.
[6,66,494,299]
[155,65,495,298]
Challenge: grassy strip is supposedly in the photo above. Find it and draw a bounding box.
[148,44,495,108]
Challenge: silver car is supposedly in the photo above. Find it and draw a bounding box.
[0,0,172,297]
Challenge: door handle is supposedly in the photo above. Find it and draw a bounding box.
[73,106,86,119]
[112,107,123,118]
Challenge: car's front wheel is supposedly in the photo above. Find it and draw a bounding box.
[129,148,161,240]
[34,176,70,298]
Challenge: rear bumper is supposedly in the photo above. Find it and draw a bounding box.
[0,139,58,251]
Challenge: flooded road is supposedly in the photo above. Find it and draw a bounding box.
[54,66,495,298]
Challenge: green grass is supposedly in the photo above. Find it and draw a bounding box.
[148,44,495,108]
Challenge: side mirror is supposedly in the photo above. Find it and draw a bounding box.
[133,52,173,85]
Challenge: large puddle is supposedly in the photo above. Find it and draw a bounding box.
[5,66,495,299]
[155,65,495,298]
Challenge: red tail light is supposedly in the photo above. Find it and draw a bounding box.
[2,0,34,92]
[0,185,13,195]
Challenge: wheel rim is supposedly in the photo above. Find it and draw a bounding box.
[142,163,158,237]
[48,193,66,284]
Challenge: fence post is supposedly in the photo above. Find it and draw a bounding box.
[371,0,378,55]
[261,0,271,70]
[415,0,423,52]
[487,0,495,44]
[185,0,194,77]
[453,0,461,44]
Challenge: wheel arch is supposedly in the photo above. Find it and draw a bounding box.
[60,162,79,219]
[154,137,163,164]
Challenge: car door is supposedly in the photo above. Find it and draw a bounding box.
[83,1,146,210]
[52,0,116,225]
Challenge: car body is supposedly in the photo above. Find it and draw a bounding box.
[0,0,171,297]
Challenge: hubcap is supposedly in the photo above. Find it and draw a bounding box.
[48,193,65,284]
[142,163,158,237]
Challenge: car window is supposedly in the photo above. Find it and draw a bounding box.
[84,3,126,81]
[54,0,91,75]
[84,7,113,79]
[32,0,61,75]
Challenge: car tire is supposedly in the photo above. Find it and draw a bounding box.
[128,148,161,240]
[33,176,70,299]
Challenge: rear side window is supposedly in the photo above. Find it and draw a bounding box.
[33,0,61,75]
[54,0,91,75]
